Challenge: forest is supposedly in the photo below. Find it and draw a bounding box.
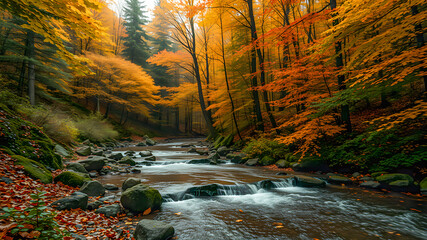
[0,0,426,239]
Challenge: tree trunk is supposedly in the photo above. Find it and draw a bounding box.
[27,30,35,105]
[219,14,243,141]
[247,0,279,133]
[330,0,352,132]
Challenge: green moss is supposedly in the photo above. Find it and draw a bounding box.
[213,136,224,149]
[0,108,62,169]
[12,155,52,184]
[371,172,388,178]
[118,158,136,166]
[259,156,276,166]
[420,178,427,192]
[219,135,233,147]
[376,173,414,184]
[54,171,90,187]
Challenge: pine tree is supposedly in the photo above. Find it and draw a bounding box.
[122,0,150,67]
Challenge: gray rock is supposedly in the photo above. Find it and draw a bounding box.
[134,219,174,240]
[89,172,98,178]
[275,159,290,168]
[122,178,142,191]
[360,176,374,181]
[217,146,231,156]
[70,233,87,240]
[187,159,210,164]
[328,175,353,185]
[136,142,147,147]
[139,151,153,157]
[245,158,259,166]
[125,151,135,156]
[421,177,427,195]
[360,181,380,189]
[119,156,136,166]
[0,177,13,184]
[145,156,156,161]
[121,184,162,213]
[108,153,124,161]
[87,201,103,210]
[78,156,106,172]
[92,149,104,156]
[79,181,105,197]
[208,152,220,162]
[104,184,119,190]
[188,147,197,153]
[55,144,72,158]
[294,175,326,188]
[352,172,361,178]
[195,149,209,155]
[66,163,88,174]
[145,138,156,146]
[51,192,88,210]
[131,168,142,173]
[76,146,91,156]
[95,204,121,217]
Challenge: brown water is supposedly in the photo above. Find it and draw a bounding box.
[97,139,427,240]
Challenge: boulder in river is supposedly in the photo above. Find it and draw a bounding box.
[54,171,90,187]
[226,153,246,164]
[108,152,124,161]
[137,142,147,147]
[55,144,72,158]
[134,219,175,240]
[145,156,156,161]
[294,175,326,188]
[217,146,231,156]
[79,180,105,197]
[104,184,119,190]
[187,159,210,164]
[121,184,162,213]
[145,137,157,146]
[327,175,353,185]
[375,173,413,184]
[140,151,153,157]
[76,146,91,156]
[245,158,259,166]
[208,152,220,162]
[91,149,104,156]
[188,147,197,153]
[275,159,290,168]
[51,192,88,210]
[360,181,380,189]
[66,162,88,174]
[119,156,136,166]
[95,204,121,217]
[78,156,106,172]
[122,177,142,191]
[185,184,221,197]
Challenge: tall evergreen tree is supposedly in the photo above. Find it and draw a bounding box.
[122,0,150,67]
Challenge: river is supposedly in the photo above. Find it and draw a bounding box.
[97,139,427,240]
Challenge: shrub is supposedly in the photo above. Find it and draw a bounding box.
[243,138,290,159]
[74,114,118,142]
[0,191,68,239]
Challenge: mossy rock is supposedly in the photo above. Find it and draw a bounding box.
[376,173,414,184]
[66,163,88,173]
[0,109,62,169]
[275,159,290,168]
[213,136,224,149]
[54,171,90,187]
[219,135,233,147]
[389,180,410,187]
[120,184,162,213]
[13,155,52,184]
[293,157,330,172]
[294,175,326,188]
[328,175,353,185]
[420,178,427,195]
[185,184,221,197]
[371,172,388,178]
[118,157,136,166]
[259,156,276,166]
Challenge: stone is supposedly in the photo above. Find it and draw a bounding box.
[275,159,290,168]
[245,158,259,166]
[92,149,104,156]
[54,171,90,187]
[328,175,353,185]
[66,163,88,174]
[122,178,142,191]
[420,178,427,195]
[95,204,121,217]
[55,144,72,158]
[136,142,147,147]
[188,147,197,153]
[294,175,326,188]
[120,184,162,213]
[145,138,156,146]
[276,172,288,176]
[292,158,330,172]
[78,156,106,172]
[195,149,209,155]
[389,180,410,187]
[134,219,175,240]
[13,155,52,184]
[352,172,361,178]
[185,184,221,197]
[0,177,13,184]
[139,151,153,157]
[104,184,119,190]
[70,233,87,240]
[76,146,91,156]
[259,156,276,166]
[119,157,136,166]
[376,173,414,184]
[79,181,105,197]
[89,172,98,178]
[87,201,103,210]
[145,156,156,161]
[208,152,220,162]
[226,153,246,164]
[371,172,388,178]
[131,168,142,173]
[187,159,210,164]
[108,153,124,161]
[360,181,380,189]
[360,176,374,181]
[217,146,231,156]
[51,192,88,210]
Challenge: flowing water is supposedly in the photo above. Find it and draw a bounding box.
[97,139,427,240]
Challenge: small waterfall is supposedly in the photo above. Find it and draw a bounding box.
[163,178,296,202]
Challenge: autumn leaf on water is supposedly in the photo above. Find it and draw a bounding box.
[272,222,284,226]
[235,219,243,222]
[238,209,243,213]
[410,208,421,213]
[143,208,151,216]
[125,222,133,225]
[174,212,182,216]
